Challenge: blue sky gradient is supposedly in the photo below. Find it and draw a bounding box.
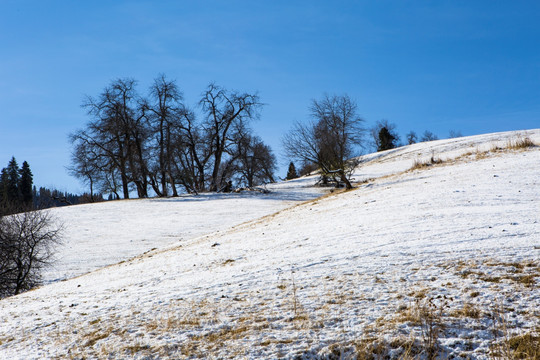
[1,1,539,193]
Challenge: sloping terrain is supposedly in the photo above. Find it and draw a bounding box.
[0,130,539,359]
[42,177,326,283]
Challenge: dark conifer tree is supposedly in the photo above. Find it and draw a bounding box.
[286,162,298,180]
[19,161,33,207]
[377,127,397,152]
[5,157,21,204]
[0,167,8,209]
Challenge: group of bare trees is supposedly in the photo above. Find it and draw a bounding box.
[282,95,457,188]
[69,76,276,199]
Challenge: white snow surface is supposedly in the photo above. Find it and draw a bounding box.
[0,129,539,359]
[42,177,326,283]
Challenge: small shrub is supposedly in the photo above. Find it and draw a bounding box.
[418,297,447,359]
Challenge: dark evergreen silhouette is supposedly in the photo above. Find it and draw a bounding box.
[370,120,400,152]
[377,127,397,151]
[19,161,33,207]
[0,168,8,208]
[286,162,298,180]
[5,157,20,205]
[32,187,103,209]
[0,157,28,213]
[0,157,102,216]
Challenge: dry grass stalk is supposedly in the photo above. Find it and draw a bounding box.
[507,136,537,150]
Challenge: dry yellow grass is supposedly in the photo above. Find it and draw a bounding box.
[507,136,537,150]
[451,302,483,319]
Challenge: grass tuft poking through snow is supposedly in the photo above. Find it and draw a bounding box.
[506,136,537,150]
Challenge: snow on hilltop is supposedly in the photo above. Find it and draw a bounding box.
[0,129,539,359]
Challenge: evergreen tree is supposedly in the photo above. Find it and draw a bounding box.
[0,168,8,209]
[286,162,298,180]
[377,127,397,151]
[19,161,33,207]
[370,120,399,152]
[5,157,21,204]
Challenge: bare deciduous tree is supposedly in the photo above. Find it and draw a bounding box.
[283,94,365,189]
[448,130,463,138]
[406,131,418,145]
[233,132,276,188]
[421,130,439,142]
[67,140,103,202]
[312,95,365,183]
[72,78,150,199]
[200,84,262,191]
[0,209,61,297]
[145,75,186,197]
[170,109,212,194]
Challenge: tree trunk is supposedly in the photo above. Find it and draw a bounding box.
[210,151,222,192]
[339,170,353,190]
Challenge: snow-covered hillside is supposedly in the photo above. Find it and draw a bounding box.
[42,178,326,283]
[1,129,539,359]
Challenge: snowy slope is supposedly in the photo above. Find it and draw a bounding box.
[43,175,326,283]
[0,130,539,359]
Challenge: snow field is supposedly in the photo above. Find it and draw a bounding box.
[0,129,539,359]
[42,175,326,283]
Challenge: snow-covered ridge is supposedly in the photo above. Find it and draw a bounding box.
[0,129,539,359]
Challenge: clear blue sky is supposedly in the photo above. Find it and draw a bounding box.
[1,1,539,193]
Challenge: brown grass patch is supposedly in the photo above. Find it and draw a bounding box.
[306,336,421,360]
[452,302,483,319]
[507,136,537,150]
[409,156,444,171]
[259,338,294,347]
[507,333,540,359]
[191,325,249,343]
[122,343,151,355]
[83,328,112,347]
[514,274,537,287]
[491,332,540,360]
